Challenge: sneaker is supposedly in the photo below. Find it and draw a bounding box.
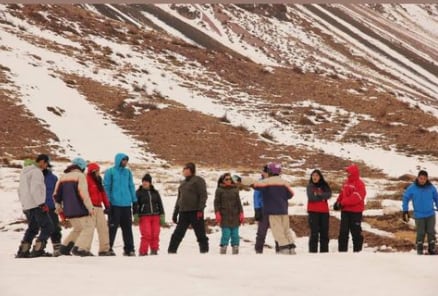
[123,251,136,257]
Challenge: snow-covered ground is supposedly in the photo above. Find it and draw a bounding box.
[1,164,437,296]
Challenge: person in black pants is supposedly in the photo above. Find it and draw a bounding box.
[306,169,332,253]
[168,163,209,254]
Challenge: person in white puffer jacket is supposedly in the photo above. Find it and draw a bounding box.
[16,154,54,258]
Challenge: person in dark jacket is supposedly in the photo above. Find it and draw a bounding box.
[168,162,209,254]
[334,164,366,252]
[306,169,332,253]
[42,166,62,256]
[54,157,95,256]
[402,170,438,255]
[133,173,165,256]
[214,173,244,255]
[252,162,296,255]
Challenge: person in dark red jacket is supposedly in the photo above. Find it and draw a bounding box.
[306,169,332,253]
[86,162,114,256]
[334,164,366,252]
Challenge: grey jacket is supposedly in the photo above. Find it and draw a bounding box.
[18,165,46,211]
[174,175,208,213]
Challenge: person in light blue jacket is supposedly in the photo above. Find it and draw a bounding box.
[104,153,137,256]
[402,170,438,255]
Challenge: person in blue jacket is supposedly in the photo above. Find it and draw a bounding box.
[254,165,270,253]
[402,170,438,255]
[104,153,137,256]
[43,165,62,256]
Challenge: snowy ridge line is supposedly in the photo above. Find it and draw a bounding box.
[340,5,438,67]
[295,5,437,100]
[305,4,438,98]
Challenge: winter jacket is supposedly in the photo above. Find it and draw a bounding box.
[336,164,366,213]
[253,178,264,210]
[214,184,243,228]
[18,165,46,211]
[87,173,110,208]
[134,186,165,216]
[253,175,294,215]
[54,165,94,218]
[307,182,331,213]
[402,180,438,219]
[43,169,58,210]
[103,153,137,207]
[174,175,208,213]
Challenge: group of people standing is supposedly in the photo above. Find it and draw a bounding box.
[14,152,438,257]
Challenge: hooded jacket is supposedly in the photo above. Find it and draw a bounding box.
[253,175,294,215]
[53,165,94,218]
[103,153,137,207]
[402,179,438,219]
[336,164,366,213]
[18,165,46,211]
[214,184,243,228]
[87,163,110,208]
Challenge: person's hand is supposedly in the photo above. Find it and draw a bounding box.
[133,214,139,225]
[254,208,262,221]
[39,204,49,213]
[172,211,178,224]
[160,214,166,226]
[402,211,409,222]
[215,212,222,225]
[196,211,204,220]
[104,207,111,215]
[333,202,341,211]
[239,212,244,224]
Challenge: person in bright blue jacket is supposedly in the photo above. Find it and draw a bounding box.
[104,153,137,256]
[402,170,438,255]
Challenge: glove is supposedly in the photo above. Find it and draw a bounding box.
[39,203,49,213]
[172,211,178,224]
[239,212,244,224]
[254,208,262,221]
[402,211,409,222]
[58,212,72,229]
[133,214,139,225]
[333,201,341,211]
[103,207,111,215]
[160,214,166,226]
[196,211,204,220]
[215,212,222,225]
[132,202,139,215]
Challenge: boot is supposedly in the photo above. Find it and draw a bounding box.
[150,250,158,255]
[15,241,31,258]
[52,243,61,257]
[220,246,227,254]
[428,241,436,255]
[71,247,94,257]
[98,250,116,256]
[417,242,424,255]
[59,242,74,256]
[29,240,49,257]
[232,246,239,255]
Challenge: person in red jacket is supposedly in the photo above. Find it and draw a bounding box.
[306,169,332,253]
[86,162,114,256]
[334,164,366,252]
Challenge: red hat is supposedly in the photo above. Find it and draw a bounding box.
[87,162,100,173]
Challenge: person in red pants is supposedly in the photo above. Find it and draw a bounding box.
[133,174,165,256]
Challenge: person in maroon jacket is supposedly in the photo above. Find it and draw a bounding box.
[306,169,332,253]
[334,164,366,252]
[86,162,114,256]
